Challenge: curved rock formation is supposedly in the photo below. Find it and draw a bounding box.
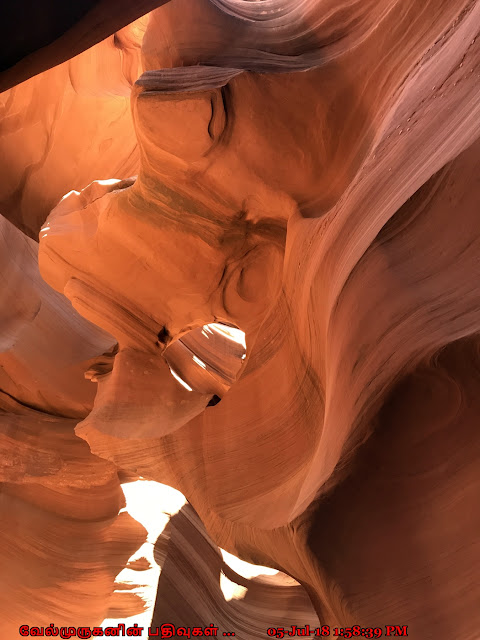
[1,0,480,638]
[0,19,146,238]
[0,1,167,92]
[0,215,147,636]
[152,503,320,637]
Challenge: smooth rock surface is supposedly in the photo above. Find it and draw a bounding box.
[1,1,480,638]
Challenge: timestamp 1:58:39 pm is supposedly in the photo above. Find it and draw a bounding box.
[266,625,409,638]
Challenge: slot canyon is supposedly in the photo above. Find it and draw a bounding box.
[0,1,479,638]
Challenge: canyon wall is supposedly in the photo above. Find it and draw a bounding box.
[1,1,479,638]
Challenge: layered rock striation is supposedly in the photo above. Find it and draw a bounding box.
[0,1,479,638]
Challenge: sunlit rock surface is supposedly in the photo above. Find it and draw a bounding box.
[0,18,147,238]
[1,1,480,639]
[0,216,147,636]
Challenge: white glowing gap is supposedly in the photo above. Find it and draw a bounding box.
[61,189,80,201]
[40,225,50,239]
[98,178,122,186]
[192,355,207,369]
[211,323,246,349]
[220,549,278,579]
[103,481,187,633]
[202,325,214,335]
[220,572,248,602]
[169,367,193,391]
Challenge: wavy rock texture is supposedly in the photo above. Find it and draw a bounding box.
[0,214,114,417]
[0,0,479,638]
[0,402,147,637]
[0,215,147,635]
[0,18,147,238]
[152,503,320,636]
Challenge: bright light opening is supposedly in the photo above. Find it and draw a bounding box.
[169,367,193,391]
